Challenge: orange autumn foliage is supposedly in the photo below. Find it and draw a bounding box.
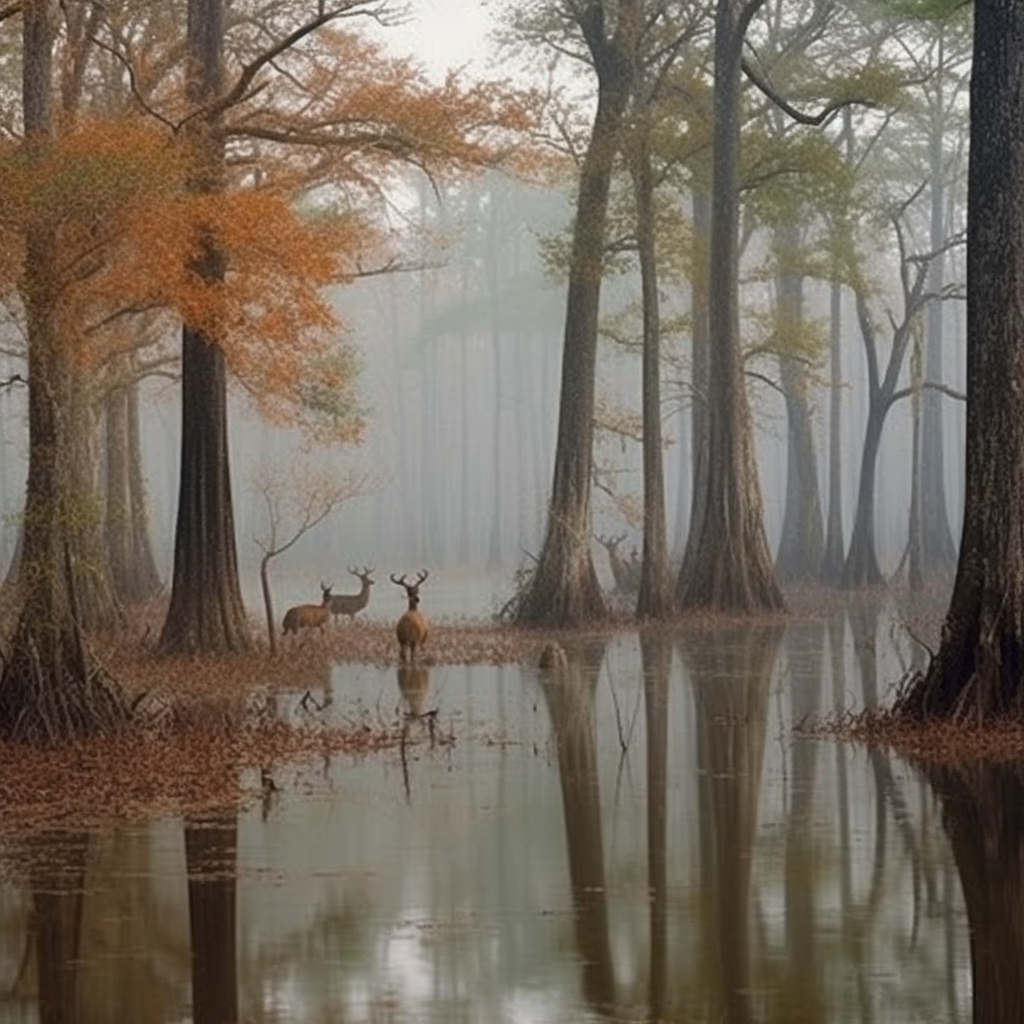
[0,19,544,442]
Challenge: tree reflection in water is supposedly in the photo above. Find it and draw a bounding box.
[680,621,783,1024]
[927,760,1024,1024]
[31,830,88,1024]
[641,631,671,1020]
[781,617,827,1023]
[538,637,616,1014]
[185,810,238,1024]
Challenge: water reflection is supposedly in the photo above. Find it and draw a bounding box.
[185,811,238,1024]
[32,831,88,1024]
[927,761,1024,1024]
[537,638,615,1013]
[0,610,982,1023]
[682,623,782,1024]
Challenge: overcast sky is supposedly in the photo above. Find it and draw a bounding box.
[373,0,499,80]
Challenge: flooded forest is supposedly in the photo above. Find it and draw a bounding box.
[0,0,1020,1022]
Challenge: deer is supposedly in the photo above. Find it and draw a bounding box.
[596,533,640,595]
[329,566,375,624]
[391,569,429,663]
[282,582,333,638]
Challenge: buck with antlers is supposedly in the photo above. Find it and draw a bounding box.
[391,569,429,663]
[282,582,333,638]
[596,533,641,594]
[329,566,375,624]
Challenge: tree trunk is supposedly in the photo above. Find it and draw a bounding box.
[920,77,958,581]
[675,188,711,581]
[630,114,671,619]
[895,0,1024,723]
[159,0,250,654]
[820,274,846,584]
[67,361,122,631]
[841,404,887,588]
[0,0,128,742]
[105,357,163,604]
[676,0,784,613]
[773,235,824,584]
[515,2,642,627]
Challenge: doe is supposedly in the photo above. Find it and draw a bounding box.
[282,582,333,638]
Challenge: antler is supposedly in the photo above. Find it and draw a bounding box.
[391,570,429,589]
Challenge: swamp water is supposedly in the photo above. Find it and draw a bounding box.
[0,597,1009,1023]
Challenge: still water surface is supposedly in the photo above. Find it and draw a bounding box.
[1,598,990,1023]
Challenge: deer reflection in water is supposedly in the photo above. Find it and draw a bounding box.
[396,663,438,802]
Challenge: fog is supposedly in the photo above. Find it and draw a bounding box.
[0,168,966,605]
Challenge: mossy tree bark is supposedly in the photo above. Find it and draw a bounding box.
[515,1,642,628]
[159,0,250,654]
[0,0,128,743]
[675,0,784,613]
[895,1,1024,723]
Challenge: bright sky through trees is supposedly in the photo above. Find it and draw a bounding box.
[369,0,497,79]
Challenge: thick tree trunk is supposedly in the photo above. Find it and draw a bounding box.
[515,2,642,627]
[676,0,783,613]
[160,328,250,653]
[0,0,128,742]
[895,1,1024,723]
[159,0,250,654]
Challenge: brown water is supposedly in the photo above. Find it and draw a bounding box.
[0,601,987,1024]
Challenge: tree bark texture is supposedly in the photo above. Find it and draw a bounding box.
[895,0,1024,723]
[0,0,128,742]
[516,1,642,627]
[676,0,784,613]
[160,0,250,653]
